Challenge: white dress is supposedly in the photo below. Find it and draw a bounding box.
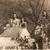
[13,19,20,26]
[19,28,30,39]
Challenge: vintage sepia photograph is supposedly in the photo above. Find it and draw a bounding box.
[0,0,50,50]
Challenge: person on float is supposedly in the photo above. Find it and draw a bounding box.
[13,14,20,27]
